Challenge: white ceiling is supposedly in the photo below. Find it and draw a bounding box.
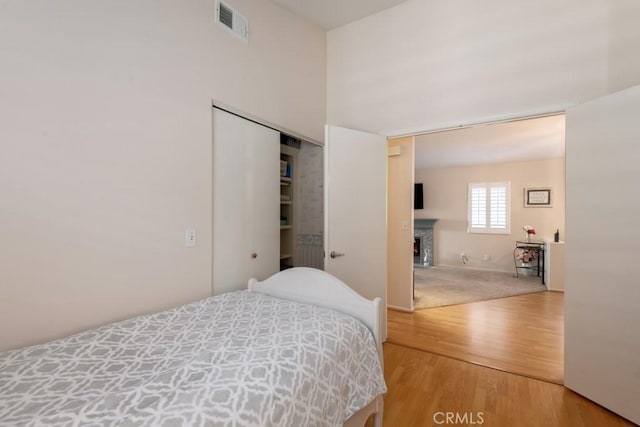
[272,0,408,29]
[268,1,565,167]
[414,115,566,170]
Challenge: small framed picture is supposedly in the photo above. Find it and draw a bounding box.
[524,188,552,207]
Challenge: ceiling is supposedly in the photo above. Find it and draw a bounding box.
[272,0,408,29]
[414,115,566,170]
[268,1,565,167]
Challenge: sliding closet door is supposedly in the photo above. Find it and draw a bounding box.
[565,85,640,425]
[213,108,279,294]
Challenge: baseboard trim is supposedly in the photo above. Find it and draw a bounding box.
[436,263,514,274]
[388,304,414,313]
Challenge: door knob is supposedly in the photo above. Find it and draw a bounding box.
[251,253,257,259]
[330,251,345,259]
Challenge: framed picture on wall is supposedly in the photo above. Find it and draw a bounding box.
[524,188,552,207]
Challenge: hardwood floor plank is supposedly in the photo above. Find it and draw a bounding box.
[387,291,564,383]
[381,343,634,427]
[373,290,634,425]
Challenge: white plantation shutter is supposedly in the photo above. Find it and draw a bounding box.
[468,182,510,234]
[490,186,507,228]
[470,187,486,228]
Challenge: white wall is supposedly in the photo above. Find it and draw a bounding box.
[415,158,565,272]
[387,137,414,311]
[327,0,640,136]
[565,85,640,425]
[0,0,326,352]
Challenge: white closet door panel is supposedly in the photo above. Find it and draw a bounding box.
[213,109,250,294]
[213,109,279,294]
[247,118,279,282]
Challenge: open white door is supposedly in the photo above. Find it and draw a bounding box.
[565,85,640,425]
[324,125,387,341]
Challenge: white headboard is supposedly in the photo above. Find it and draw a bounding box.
[248,267,382,357]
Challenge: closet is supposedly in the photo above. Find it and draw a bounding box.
[279,140,298,270]
[213,107,321,294]
[212,108,280,294]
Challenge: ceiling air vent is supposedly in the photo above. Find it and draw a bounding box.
[216,0,249,43]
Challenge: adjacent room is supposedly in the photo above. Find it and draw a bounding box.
[411,114,565,310]
[386,114,567,386]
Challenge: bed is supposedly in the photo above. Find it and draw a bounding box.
[0,267,386,426]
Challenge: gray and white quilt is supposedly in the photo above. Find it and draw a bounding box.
[0,291,386,426]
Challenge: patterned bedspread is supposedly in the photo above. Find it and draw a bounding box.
[0,291,386,426]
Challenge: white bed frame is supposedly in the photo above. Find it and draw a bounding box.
[248,267,384,427]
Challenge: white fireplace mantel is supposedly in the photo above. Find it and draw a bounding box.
[415,218,438,229]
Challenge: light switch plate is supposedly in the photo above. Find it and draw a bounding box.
[185,228,197,247]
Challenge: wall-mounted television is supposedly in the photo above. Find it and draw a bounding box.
[414,183,424,210]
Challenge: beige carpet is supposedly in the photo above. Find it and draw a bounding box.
[414,266,547,309]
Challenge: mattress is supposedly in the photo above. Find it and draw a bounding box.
[0,291,386,426]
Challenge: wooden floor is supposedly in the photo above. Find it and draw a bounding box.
[387,291,564,384]
[374,292,636,426]
[379,342,635,427]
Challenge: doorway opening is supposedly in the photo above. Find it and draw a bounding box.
[387,112,566,384]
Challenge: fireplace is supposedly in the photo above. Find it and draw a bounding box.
[414,219,437,267]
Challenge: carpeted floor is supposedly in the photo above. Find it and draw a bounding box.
[414,266,547,309]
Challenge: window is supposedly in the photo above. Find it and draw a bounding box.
[468,182,510,234]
